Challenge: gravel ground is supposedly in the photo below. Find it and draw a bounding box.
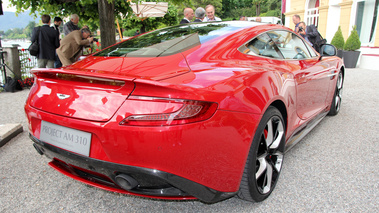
[0,68,378,212]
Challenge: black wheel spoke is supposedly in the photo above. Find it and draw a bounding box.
[262,163,273,194]
[256,156,268,180]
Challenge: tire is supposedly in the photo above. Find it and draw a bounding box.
[328,71,343,116]
[238,106,285,202]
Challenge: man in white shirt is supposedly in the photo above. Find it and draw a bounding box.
[204,5,222,22]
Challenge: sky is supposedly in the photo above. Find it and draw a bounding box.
[2,0,17,12]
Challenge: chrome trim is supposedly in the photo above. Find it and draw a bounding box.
[327,73,338,77]
[57,93,70,100]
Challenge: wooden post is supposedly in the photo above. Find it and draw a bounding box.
[116,19,123,41]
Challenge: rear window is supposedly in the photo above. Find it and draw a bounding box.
[95,23,243,57]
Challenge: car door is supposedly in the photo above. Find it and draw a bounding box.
[269,30,332,120]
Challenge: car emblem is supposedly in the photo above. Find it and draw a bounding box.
[57,93,71,100]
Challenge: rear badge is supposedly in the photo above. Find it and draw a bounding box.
[57,93,70,100]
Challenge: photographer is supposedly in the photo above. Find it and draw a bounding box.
[56,28,94,66]
[298,22,324,52]
[81,25,98,54]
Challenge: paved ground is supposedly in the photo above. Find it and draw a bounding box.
[0,68,378,212]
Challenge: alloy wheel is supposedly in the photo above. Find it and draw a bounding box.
[255,116,284,194]
[334,72,343,112]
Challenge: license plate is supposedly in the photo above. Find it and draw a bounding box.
[40,121,92,157]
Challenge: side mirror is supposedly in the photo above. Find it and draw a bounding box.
[320,44,337,56]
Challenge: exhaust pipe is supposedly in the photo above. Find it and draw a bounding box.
[115,174,139,190]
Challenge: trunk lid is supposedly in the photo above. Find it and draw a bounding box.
[28,55,190,121]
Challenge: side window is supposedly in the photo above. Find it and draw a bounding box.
[303,40,318,57]
[238,33,282,59]
[267,30,311,60]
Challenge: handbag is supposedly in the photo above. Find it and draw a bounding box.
[29,26,41,56]
[4,77,23,92]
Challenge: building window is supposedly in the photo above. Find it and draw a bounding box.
[356,0,379,44]
[305,0,320,26]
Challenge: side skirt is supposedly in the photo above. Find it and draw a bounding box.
[284,111,328,153]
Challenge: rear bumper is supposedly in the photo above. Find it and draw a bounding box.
[30,134,236,203]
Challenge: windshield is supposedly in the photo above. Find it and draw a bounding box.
[95,23,244,57]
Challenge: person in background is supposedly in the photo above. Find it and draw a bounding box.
[293,14,301,33]
[298,21,323,52]
[31,14,60,68]
[52,17,63,68]
[53,17,62,34]
[194,7,206,22]
[80,25,93,54]
[239,16,246,21]
[56,28,94,66]
[134,30,140,36]
[63,14,80,35]
[204,5,222,22]
[180,8,194,24]
[256,17,262,22]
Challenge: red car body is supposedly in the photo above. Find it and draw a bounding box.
[25,21,344,203]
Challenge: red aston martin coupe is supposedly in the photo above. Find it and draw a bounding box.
[25,21,344,203]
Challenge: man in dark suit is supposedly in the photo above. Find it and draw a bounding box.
[31,15,60,68]
[53,17,63,68]
[194,7,205,22]
[298,22,323,52]
[180,8,194,24]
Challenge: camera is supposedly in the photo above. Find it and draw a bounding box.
[298,26,304,32]
[92,37,99,42]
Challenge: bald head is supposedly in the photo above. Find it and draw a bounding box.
[184,8,194,21]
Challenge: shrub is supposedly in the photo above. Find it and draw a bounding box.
[344,25,361,51]
[123,28,140,37]
[330,26,345,50]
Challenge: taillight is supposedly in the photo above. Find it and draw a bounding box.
[119,96,218,126]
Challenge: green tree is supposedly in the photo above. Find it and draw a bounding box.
[5,29,13,37]
[330,26,345,50]
[9,0,131,49]
[222,0,252,19]
[9,0,189,49]
[192,0,223,17]
[253,0,267,16]
[122,2,179,33]
[3,28,27,39]
[252,0,280,17]
[344,26,361,51]
[23,21,36,38]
